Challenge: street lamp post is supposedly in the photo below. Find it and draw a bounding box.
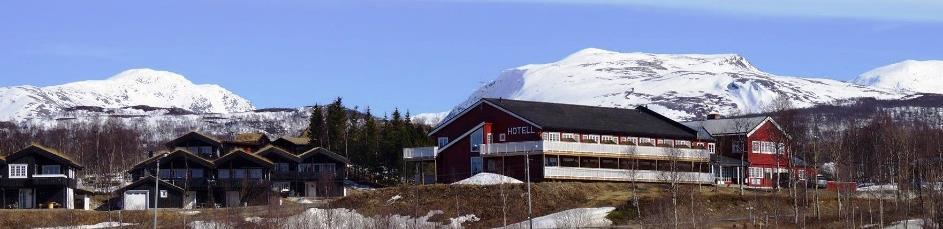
[153,154,167,229]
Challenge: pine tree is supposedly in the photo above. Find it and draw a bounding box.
[326,97,348,152]
[307,104,326,147]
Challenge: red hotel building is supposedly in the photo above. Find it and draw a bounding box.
[404,98,716,184]
[683,115,792,188]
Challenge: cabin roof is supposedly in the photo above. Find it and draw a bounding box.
[254,145,301,162]
[216,149,274,168]
[115,175,185,193]
[298,147,351,164]
[164,131,223,148]
[276,136,311,146]
[7,143,83,169]
[130,149,215,171]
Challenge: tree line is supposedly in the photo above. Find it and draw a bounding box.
[306,97,433,184]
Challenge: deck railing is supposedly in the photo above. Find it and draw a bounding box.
[481,141,709,160]
[403,146,438,160]
[544,166,713,184]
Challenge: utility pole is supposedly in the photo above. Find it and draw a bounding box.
[526,147,534,229]
[153,153,166,229]
[154,157,160,229]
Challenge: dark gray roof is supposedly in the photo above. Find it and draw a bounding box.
[711,154,748,166]
[683,124,716,141]
[484,98,698,139]
[681,116,767,136]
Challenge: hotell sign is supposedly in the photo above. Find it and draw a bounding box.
[507,126,536,135]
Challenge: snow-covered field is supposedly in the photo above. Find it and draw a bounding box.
[452,173,523,185]
[883,218,938,229]
[501,207,616,229]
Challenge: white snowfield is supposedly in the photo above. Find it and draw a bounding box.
[883,219,938,229]
[0,68,254,121]
[500,207,616,229]
[452,172,524,185]
[441,48,930,122]
[188,208,479,229]
[854,60,943,94]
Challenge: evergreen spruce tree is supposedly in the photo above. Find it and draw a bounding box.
[307,104,326,147]
[326,97,348,152]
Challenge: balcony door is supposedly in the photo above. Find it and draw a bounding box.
[18,189,34,209]
[305,182,318,197]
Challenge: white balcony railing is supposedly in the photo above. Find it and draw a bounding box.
[544,166,714,184]
[403,147,438,160]
[481,141,710,160]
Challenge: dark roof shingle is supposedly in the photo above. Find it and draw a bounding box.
[484,98,697,139]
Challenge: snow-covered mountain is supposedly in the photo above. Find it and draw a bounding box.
[0,68,254,121]
[445,48,916,121]
[853,60,943,94]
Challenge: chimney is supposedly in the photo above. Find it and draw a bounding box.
[707,113,722,120]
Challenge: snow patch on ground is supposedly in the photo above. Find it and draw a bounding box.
[885,219,938,229]
[502,207,616,229]
[179,210,201,216]
[37,222,138,229]
[452,173,523,185]
[345,180,375,191]
[188,220,232,229]
[387,195,403,205]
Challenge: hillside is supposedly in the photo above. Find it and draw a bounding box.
[853,60,943,94]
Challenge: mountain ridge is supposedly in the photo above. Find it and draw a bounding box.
[0,68,254,121]
[437,48,930,124]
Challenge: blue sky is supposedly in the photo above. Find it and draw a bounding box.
[1,0,942,115]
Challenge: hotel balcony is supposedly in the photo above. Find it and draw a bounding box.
[544,166,713,184]
[481,141,710,161]
[403,146,438,161]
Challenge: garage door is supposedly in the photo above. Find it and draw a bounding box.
[124,190,149,210]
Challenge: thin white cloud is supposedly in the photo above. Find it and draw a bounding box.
[449,0,943,22]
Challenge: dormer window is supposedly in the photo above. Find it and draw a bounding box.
[9,164,27,178]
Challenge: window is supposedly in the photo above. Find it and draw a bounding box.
[8,164,27,178]
[470,157,483,175]
[601,135,618,144]
[487,133,493,144]
[218,169,231,179]
[638,138,653,145]
[249,169,264,179]
[732,140,744,153]
[316,163,336,174]
[656,139,673,147]
[545,157,559,167]
[191,169,204,178]
[620,137,637,145]
[561,133,577,142]
[560,156,579,167]
[41,165,60,175]
[708,143,716,154]
[600,158,618,169]
[160,190,168,198]
[298,163,315,173]
[499,133,507,142]
[582,135,600,143]
[675,140,690,148]
[173,169,188,179]
[159,169,173,179]
[437,137,449,148]
[748,167,763,178]
[199,147,212,155]
[542,132,559,141]
[234,169,247,179]
[470,128,483,152]
[275,163,290,172]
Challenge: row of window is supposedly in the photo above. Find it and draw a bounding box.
[543,156,711,173]
[154,164,337,180]
[6,164,68,179]
[543,132,715,153]
[751,141,785,154]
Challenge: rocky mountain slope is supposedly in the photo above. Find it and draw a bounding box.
[0,68,254,121]
[444,48,922,122]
